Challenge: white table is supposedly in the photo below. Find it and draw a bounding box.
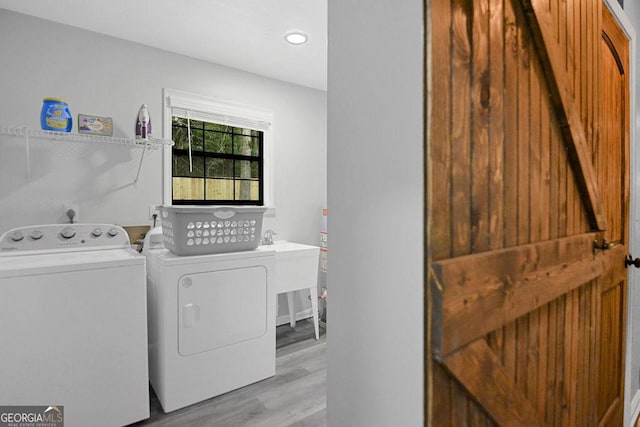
[272,241,320,340]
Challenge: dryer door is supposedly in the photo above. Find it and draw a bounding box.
[178,266,268,356]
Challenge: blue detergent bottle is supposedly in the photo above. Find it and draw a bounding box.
[41,98,72,132]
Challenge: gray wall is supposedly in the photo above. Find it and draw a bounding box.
[0,9,326,248]
[327,0,424,425]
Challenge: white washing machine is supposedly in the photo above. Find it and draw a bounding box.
[0,224,149,427]
[145,246,276,413]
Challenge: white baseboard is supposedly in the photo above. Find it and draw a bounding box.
[276,308,313,327]
[630,390,640,427]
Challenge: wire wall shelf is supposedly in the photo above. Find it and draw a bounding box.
[0,125,174,183]
[0,126,174,148]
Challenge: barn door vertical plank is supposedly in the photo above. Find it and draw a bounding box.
[432,363,453,422]
[570,129,584,233]
[557,123,568,237]
[428,0,450,418]
[593,0,600,141]
[568,0,578,98]
[579,0,587,126]
[563,0,576,235]
[578,285,588,426]
[451,0,473,258]
[516,317,530,396]
[566,0,579,239]
[526,53,542,411]
[563,289,579,426]
[554,295,566,426]
[515,0,531,398]
[504,322,517,384]
[489,0,505,251]
[452,380,469,425]
[588,280,597,425]
[504,0,519,250]
[596,276,607,420]
[471,0,490,255]
[552,0,572,72]
[517,0,531,246]
[559,0,580,80]
[567,160,577,235]
[530,56,542,243]
[549,115,560,239]
[582,281,597,424]
[502,0,520,388]
[537,304,549,417]
[540,87,551,242]
[549,0,558,45]
[527,308,540,408]
[574,291,583,426]
[576,285,589,425]
[545,299,558,424]
[587,0,597,168]
[580,0,593,234]
[589,278,599,425]
[431,0,453,262]
[561,294,571,426]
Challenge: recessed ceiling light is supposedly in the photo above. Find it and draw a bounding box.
[284,31,308,45]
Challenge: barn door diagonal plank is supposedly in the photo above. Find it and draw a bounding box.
[441,338,546,427]
[518,0,607,232]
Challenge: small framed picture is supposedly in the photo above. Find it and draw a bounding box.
[78,114,113,136]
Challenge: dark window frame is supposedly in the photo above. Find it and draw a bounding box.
[171,117,264,206]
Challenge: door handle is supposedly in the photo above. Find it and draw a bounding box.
[626,255,640,269]
[593,239,614,254]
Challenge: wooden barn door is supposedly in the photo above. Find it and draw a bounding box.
[428,0,630,425]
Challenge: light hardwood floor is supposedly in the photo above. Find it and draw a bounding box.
[133,319,327,427]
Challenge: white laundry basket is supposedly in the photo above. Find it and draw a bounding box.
[160,206,267,255]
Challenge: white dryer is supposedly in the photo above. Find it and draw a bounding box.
[0,224,149,427]
[145,247,276,413]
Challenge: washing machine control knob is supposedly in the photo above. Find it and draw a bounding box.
[91,228,103,237]
[60,227,76,239]
[10,231,24,242]
[107,228,119,237]
[30,230,43,240]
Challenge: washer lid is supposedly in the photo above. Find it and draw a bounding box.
[0,248,144,277]
[146,246,275,267]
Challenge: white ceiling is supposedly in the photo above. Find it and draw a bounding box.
[0,0,327,91]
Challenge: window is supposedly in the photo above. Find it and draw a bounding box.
[163,89,274,208]
[171,117,263,205]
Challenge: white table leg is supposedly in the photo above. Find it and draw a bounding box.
[287,291,296,328]
[310,286,319,340]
